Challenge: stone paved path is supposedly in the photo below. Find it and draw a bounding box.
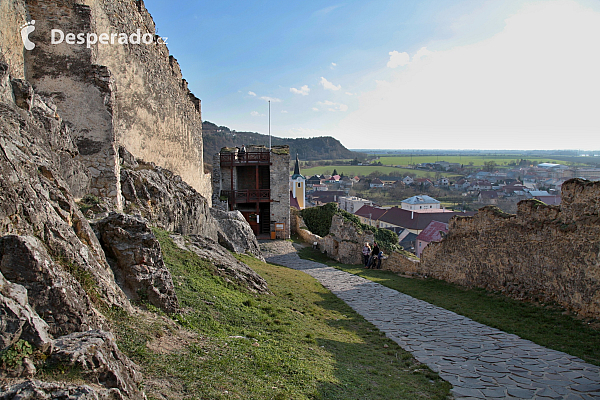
[260,241,600,399]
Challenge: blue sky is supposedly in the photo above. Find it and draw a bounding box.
[143,0,600,151]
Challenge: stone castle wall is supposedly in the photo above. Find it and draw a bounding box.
[0,0,26,79]
[3,0,210,208]
[421,179,600,319]
[269,146,291,238]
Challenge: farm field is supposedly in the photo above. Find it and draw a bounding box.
[300,165,461,179]
[377,155,568,167]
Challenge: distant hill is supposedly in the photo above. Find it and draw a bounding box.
[203,121,362,163]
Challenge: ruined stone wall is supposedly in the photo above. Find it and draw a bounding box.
[7,0,210,207]
[86,0,211,201]
[421,179,600,319]
[0,0,26,79]
[318,214,374,265]
[384,252,421,275]
[270,146,290,239]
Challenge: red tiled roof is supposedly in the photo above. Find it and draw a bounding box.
[479,190,498,199]
[378,207,475,230]
[354,205,388,220]
[290,191,300,210]
[416,221,448,243]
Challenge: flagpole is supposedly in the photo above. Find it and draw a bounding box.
[268,100,271,150]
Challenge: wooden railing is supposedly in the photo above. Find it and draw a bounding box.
[220,152,270,166]
[221,189,271,204]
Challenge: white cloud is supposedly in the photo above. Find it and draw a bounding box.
[387,50,410,68]
[345,92,354,96]
[317,100,348,112]
[290,85,310,95]
[336,0,600,150]
[248,91,256,96]
[319,77,341,91]
[412,47,432,62]
[281,110,288,113]
[312,107,319,112]
[331,62,337,69]
[250,111,265,117]
[260,96,282,102]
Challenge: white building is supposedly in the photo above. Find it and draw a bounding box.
[400,195,441,211]
[339,196,373,214]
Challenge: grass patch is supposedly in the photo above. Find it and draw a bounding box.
[300,165,460,179]
[297,247,600,366]
[111,230,451,399]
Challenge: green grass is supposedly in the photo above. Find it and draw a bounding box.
[297,247,600,367]
[111,230,451,399]
[301,165,459,179]
[377,155,570,167]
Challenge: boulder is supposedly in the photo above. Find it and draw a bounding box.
[93,213,179,313]
[0,270,52,352]
[0,235,107,337]
[170,234,269,294]
[210,208,264,261]
[0,380,125,400]
[119,149,219,239]
[49,330,145,400]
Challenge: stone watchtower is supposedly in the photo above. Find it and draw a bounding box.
[212,145,290,239]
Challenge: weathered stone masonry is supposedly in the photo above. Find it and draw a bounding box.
[420,179,600,319]
[15,0,210,208]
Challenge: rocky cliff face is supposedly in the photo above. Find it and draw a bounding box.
[0,1,267,397]
[421,179,600,319]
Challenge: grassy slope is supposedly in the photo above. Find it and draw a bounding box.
[112,230,451,400]
[297,247,600,366]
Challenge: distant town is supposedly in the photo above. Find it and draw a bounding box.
[291,152,600,258]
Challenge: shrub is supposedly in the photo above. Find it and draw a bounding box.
[300,202,338,237]
[301,203,400,253]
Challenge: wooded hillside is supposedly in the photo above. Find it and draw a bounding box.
[203,121,362,163]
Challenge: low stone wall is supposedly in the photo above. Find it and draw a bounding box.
[384,252,421,275]
[421,179,600,319]
[314,215,373,265]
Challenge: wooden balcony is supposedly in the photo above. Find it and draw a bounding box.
[221,189,271,204]
[220,152,270,166]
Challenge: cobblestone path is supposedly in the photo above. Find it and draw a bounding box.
[260,241,600,399]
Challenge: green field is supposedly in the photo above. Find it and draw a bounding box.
[377,155,568,167]
[301,165,460,179]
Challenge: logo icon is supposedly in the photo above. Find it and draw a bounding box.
[20,20,36,51]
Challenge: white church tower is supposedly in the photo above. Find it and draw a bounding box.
[290,154,306,209]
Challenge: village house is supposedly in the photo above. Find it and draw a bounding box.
[478,190,499,204]
[306,175,323,187]
[370,178,385,188]
[354,204,389,228]
[415,220,449,258]
[339,196,373,214]
[401,195,441,211]
[375,206,474,235]
[415,178,434,188]
[402,176,415,186]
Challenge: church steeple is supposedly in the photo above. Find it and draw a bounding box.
[293,153,300,176]
[292,153,303,179]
